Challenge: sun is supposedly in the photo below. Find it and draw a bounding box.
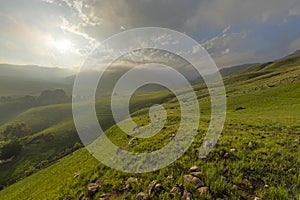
[50,38,73,53]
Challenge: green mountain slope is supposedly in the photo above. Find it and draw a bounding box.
[0,90,173,186]
[0,55,299,199]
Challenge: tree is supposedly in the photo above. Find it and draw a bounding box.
[2,123,32,138]
[0,140,22,160]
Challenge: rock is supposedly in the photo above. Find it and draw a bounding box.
[136,192,150,200]
[183,175,202,186]
[264,184,270,189]
[197,186,209,195]
[254,197,261,200]
[190,171,204,178]
[154,183,164,194]
[64,196,73,200]
[169,184,183,197]
[183,174,194,183]
[87,183,99,195]
[73,172,80,178]
[191,176,202,185]
[223,152,229,158]
[189,165,199,172]
[128,138,138,147]
[124,183,132,190]
[198,154,207,159]
[230,148,237,152]
[147,180,157,195]
[99,193,112,200]
[183,190,193,200]
[219,150,226,157]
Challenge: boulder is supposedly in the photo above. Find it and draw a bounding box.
[154,183,164,194]
[136,192,150,200]
[230,148,237,152]
[197,186,209,195]
[183,190,193,200]
[87,183,99,195]
[169,184,183,197]
[190,171,204,179]
[189,165,199,172]
[147,180,157,195]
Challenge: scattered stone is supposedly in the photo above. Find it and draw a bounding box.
[183,174,202,186]
[230,148,237,152]
[169,184,183,197]
[264,184,270,189]
[147,180,157,195]
[197,186,209,195]
[154,183,164,194]
[64,196,73,200]
[219,150,226,157]
[87,183,99,195]
[191,176,201,185]
[73,172,80,178]
[136,192,150,200]
[254,197,262,200]
[99,193,112,200]
[128,138,138,147]
[189,165,199,172]
[183,174,194,183]
[183,190,193,200]
[190,171,204,179]
[124,183,132,190]
[198,154,207,159]
[167,175,173,179]
[223,153,229,158]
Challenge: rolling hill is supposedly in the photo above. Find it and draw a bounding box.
[0,54,299,199]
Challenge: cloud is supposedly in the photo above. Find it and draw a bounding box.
[288,37,300,53]
[0,0,300,68]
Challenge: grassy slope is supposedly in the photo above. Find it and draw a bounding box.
[0,90,173,186]
[0,56,300,199]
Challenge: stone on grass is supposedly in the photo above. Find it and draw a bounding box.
[136,192,150,200]
[189,165,199,172]
[87,183,99,195]
[197,186,209,195]
[183,190,193,200]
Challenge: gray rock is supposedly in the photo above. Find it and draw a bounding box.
[183,190,193,200]
[189,165,199,172]
[197,186,209,195]
[136,192,150,200]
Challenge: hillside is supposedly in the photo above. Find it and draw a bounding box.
[0,55,299,199]
[0,64,74,97]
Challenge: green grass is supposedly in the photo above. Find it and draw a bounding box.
[0,55,299,199]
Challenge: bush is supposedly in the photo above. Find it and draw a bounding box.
[0,140,22,160]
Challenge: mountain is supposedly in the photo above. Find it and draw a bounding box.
[0,54,299,199]
[0,64,75,97]
[219,63,257,77]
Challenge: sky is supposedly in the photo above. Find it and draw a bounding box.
[0,0,300,69]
